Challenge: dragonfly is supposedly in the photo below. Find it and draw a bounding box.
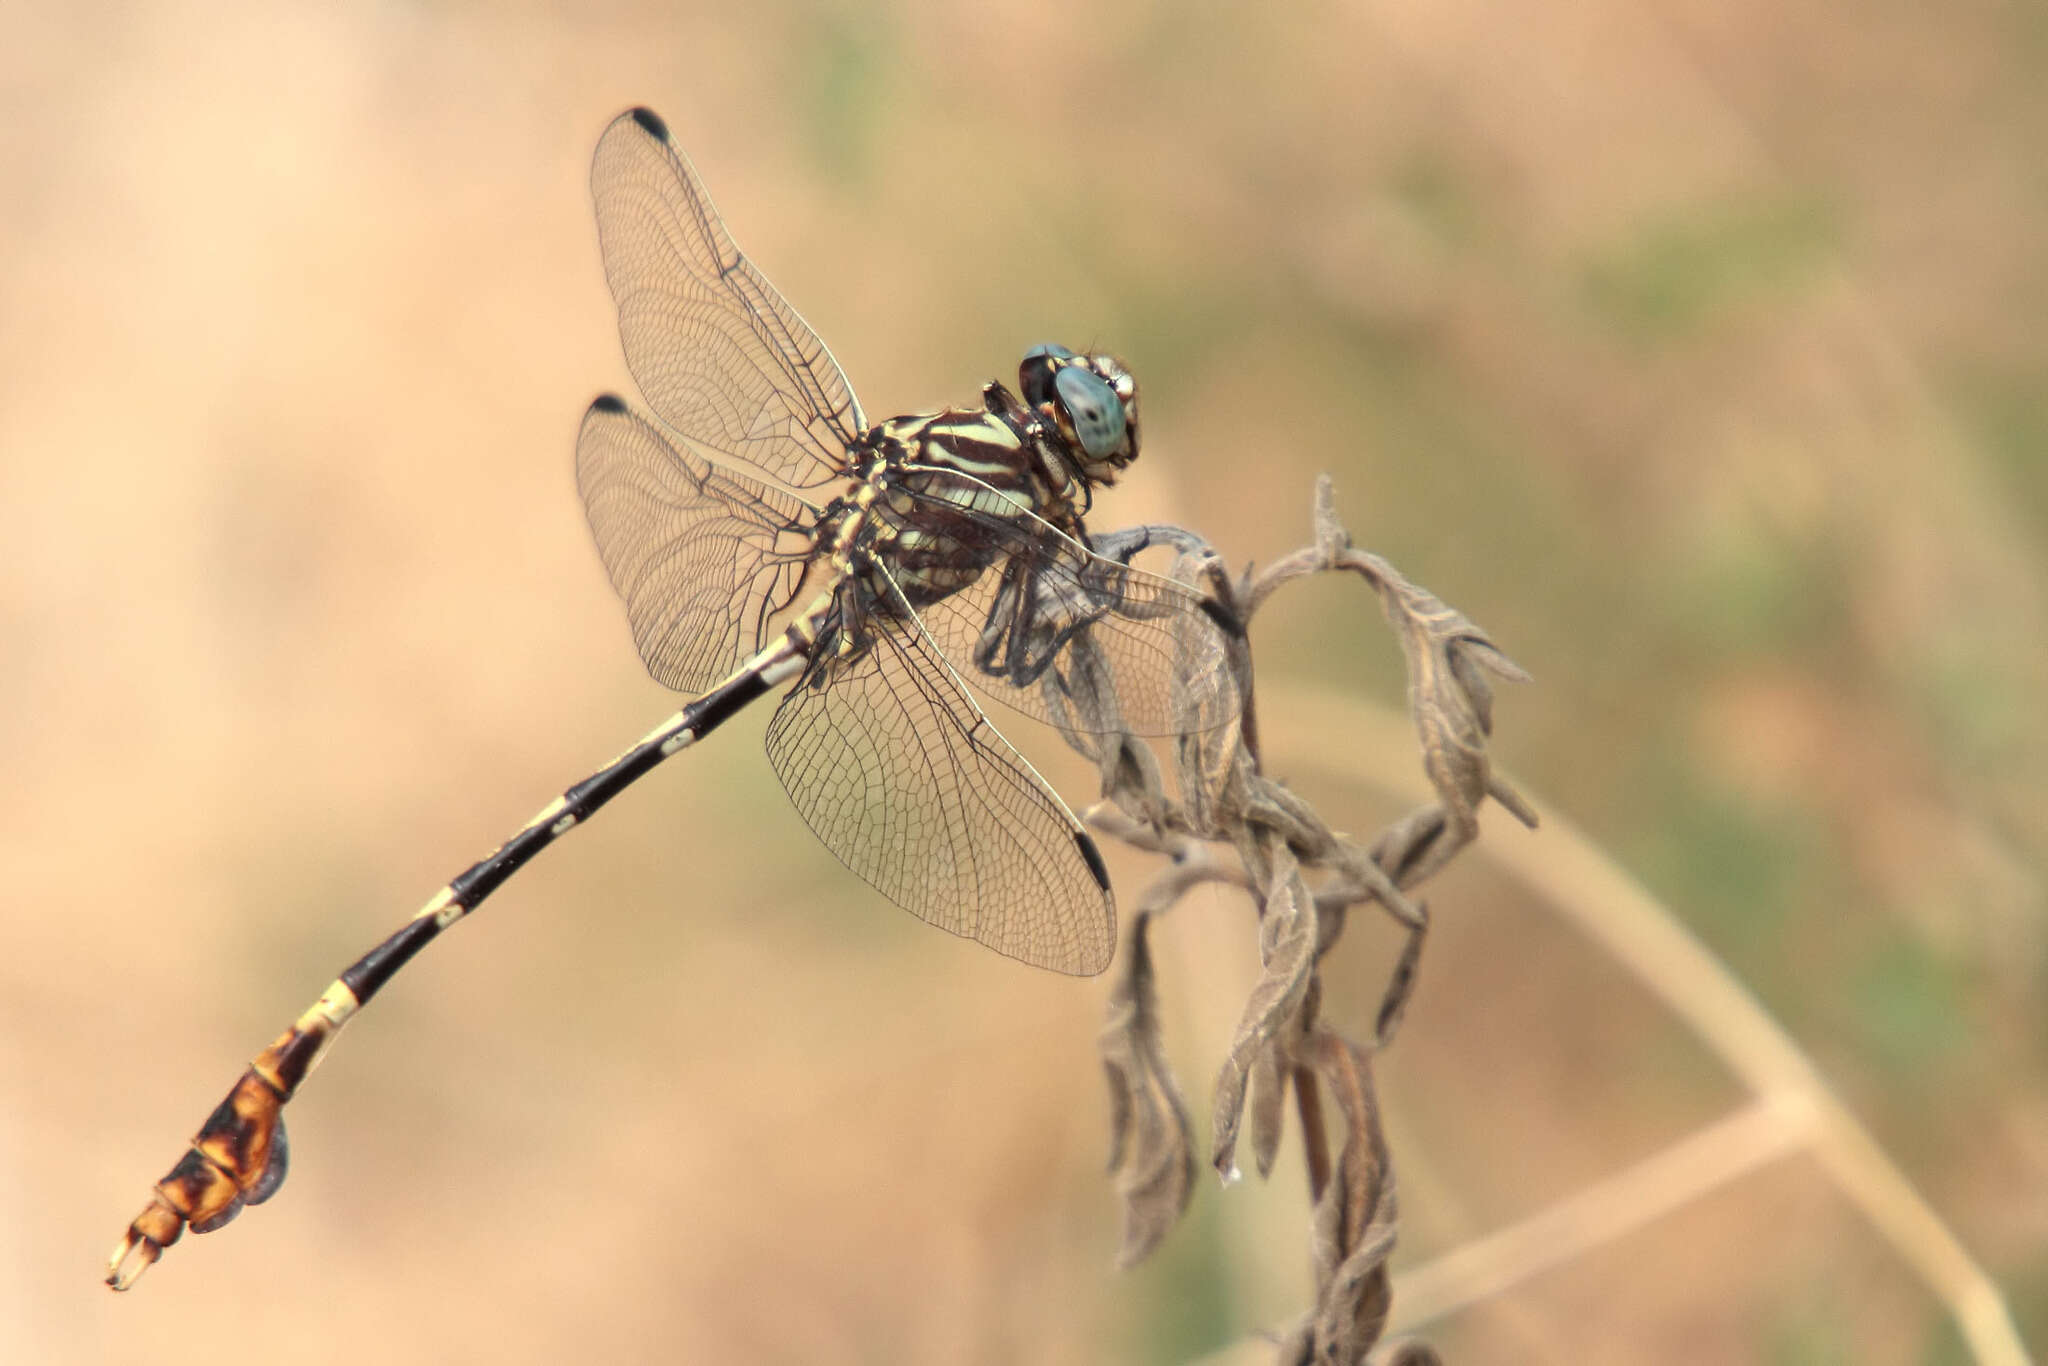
[106,106,1239,1291]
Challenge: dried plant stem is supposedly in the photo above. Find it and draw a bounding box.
[1262,683,2027,1366]
[1087,481,1529,1363]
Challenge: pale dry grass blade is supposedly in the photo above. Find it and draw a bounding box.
[1390,1092,1816,1328]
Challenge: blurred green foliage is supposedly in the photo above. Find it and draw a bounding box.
[1581,193,1842,342]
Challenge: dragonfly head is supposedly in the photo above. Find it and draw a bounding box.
[1019,343,1140,483]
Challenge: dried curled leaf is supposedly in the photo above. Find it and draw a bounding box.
[1173,560,1252,838]
[1351,550,1529,831]
[1211,846,1316,1181]
[1247,1038,1290,1181]
[1099,912,1196,1267]
[1274,1033,1401,1366]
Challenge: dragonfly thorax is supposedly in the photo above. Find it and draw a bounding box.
[834,406,1078,615]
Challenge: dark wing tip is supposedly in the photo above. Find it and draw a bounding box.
[1076,831,1111,892]
[627,107,670,141]
[590,393,629,415]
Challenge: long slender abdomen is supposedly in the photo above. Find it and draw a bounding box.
[104,637,809,1290]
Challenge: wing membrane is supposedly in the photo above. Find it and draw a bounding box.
[763,600,1115,976]
[591,108,865,491]
[576,395,816,692]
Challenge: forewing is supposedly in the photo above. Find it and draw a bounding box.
[576,395,816,693]
[590,108,865,491]
[763,613,1115,976]
[900,486,1240,739]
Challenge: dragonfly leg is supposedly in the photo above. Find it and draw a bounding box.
[1089,523,1214,564]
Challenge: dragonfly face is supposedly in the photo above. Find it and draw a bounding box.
[1019,343,1141,483]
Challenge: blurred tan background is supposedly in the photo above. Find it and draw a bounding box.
[5,0,2044,1362]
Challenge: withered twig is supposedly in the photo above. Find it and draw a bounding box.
[1085,478,1530,1365]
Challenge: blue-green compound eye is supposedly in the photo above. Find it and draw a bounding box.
[1025,341,1076,361]
[1054,366,1127,458]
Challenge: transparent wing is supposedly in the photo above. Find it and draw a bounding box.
[575,394,818,693]
[898,485,1241,739]
[763,601,1116,976]
[590,108,865,492]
